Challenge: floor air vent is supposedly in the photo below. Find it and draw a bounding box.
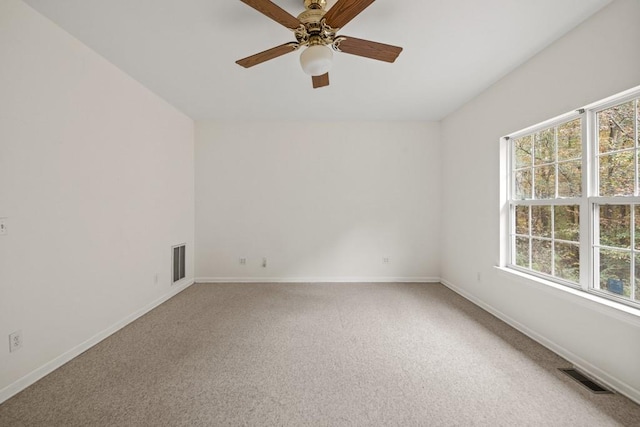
[558,368,612,394]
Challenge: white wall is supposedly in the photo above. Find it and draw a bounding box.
[440,0,640,402]
[0,0,194,401]
[195,121,440,282]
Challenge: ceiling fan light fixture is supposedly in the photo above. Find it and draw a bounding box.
[236,0,403,88]
[300,45,333,76]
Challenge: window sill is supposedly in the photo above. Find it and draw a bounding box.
[494,266,640,328]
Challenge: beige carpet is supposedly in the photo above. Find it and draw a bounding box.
[1,282,639,426]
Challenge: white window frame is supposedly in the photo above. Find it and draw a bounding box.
[504,86,640,311]
[507,111,584,288]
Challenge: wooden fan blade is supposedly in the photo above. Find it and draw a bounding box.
[323,0,375,29]
[236,43,298,68]
[240,0,301,29]
[312,73,330,89]
[336,36,402,63]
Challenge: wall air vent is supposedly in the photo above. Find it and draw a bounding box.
[172,244,186,283]
[558,368,612,394]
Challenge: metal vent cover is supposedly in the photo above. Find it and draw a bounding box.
[172,244,186,283]
[559,368,612,394]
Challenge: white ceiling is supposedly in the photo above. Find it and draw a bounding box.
[23,0,611,121]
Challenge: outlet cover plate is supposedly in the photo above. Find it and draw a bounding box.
[9,331,22,352]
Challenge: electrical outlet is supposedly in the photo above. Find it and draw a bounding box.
[0,218,7,236]
[262,257,267,268]
[9,331,22,353]
[383,257,390,264]
[239,258,247,265]
[477,272,482,282]
[154,273,159,284]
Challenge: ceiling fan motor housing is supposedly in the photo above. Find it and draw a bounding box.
[304,0,326,10]
[296,1,336,47]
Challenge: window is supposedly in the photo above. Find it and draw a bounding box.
[506,87,640,309]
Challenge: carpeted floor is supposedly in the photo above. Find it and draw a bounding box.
[1,282,639,426]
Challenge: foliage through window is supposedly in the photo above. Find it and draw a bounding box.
[507,88,640,309]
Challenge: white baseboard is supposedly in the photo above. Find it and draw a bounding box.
[195,276,440,284]
[0,279,195,405]
[440,278,640,406]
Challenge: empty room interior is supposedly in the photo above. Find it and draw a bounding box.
[2,0,640,425]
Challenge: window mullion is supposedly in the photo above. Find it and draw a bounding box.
[579,110,591,291]
[634,99,638,300]
[552,127,559,278]
[631,206,636,301]
[528,204,532,269]
[531,135,536,200]
[511,204,516,265]
[551,206,556,277]
[636,99,639,198]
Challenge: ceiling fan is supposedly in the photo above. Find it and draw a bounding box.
[236,0,403,89]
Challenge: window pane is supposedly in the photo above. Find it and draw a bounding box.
[599,151,635,196]
[532,239,552,275]
[514,136,532,168]
[557,161,581,197]
[531,206,551,238]
[555,242,579,283]
[555,205,579,242]
[598,101,635,153]
[534,165,555,199]
[515,205,529,235]
[534,128,555,165]
[514,169,532,200]
[599,205,631,248]
[557,119,581,161]
[515,237,530,268]
[599,248,631,298]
